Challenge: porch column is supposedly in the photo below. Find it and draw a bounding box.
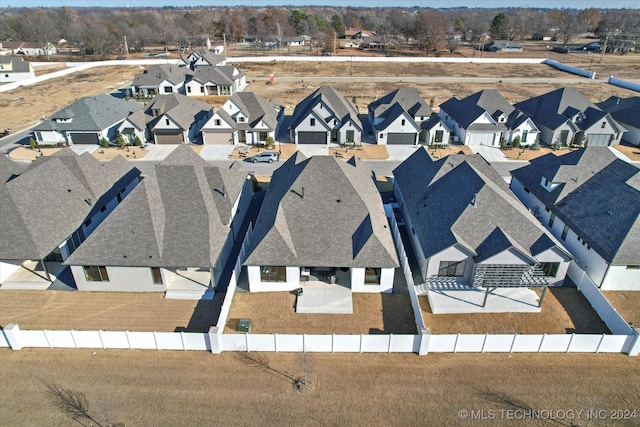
[210,267,215,290]
[481,286,492,307]
[3,324,23,350]
[538,287,548,308]
[41,258,52,282]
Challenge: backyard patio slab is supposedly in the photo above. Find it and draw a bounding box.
[296,283,353,314]
[426,284,541,314]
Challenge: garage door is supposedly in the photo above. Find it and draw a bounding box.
[467,133,496,146]
[298,132,326,144]
[154,131,184,145]
[203,131,233,145]
[387,133,416,145]
[70,133,99,145]
[586,134,611,147]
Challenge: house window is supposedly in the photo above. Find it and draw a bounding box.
[559,130,569,144]
[215,119,221,126]
[346,130,355,142]
[200,87,204,93]
[334,119,337,126]
[165,118,170,126]
[84,218,92,227]
[35,131,42,141]
[524,187,530,193]
[187,86,191,93]
[438,261,466,277]
[117,193,122,203]
[151,267,163,284]
[626,265,640,270]
[83,266,109,282]
[548,212,555,227]
[601,121,606,128]
[364,268,381,285]
[379,133,384,139]
[260,266,287,282]
[401,119,406,126]
[259,131,268,141]
[561,225,569,240]
[522,130,528,143]
[100,205,106,213]
[434,130,444,143]
[310,118,316,126]
[164,86,172,93]
[539,262,560,277]
[238,117,245,122]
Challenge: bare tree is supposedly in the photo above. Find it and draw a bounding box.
[577,8,602,33]
[551,10,582,47]
[20,9,60,59]
[44,383,106,427]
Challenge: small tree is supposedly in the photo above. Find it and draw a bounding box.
[29,137,37,150]
[133,136,142,146]
[116,133,126,149]
[512,135,521,148]
[264,136,275,148]
[101,138,109,148]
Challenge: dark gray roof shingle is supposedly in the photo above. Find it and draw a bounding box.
[368,87,433,119]
[289,86,362,131]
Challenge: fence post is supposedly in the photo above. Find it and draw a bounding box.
[98,330,105,349]
[125,330,131,349]
[274,333,278,353]
[3,323,23,350]
[44,330,52,348]
[70,330,78,349]
[209,326,222,354]
[388,334,393,353]
[626,329,640,356]
[418,329,430,355]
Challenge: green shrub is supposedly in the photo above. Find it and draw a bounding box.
[29,138,37,150]
[101,138,110,148]
[133,136,142,146]
[512,136,521,148]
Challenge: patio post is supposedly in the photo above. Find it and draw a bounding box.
[538,287,548,308]
[481,286,491,307]
[41,258,52,282]
[209,326,222,354]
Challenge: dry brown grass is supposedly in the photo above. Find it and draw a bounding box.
[603,291,640,328]
[420,288,609,335]
[224,292,416,335]
[8,146,61,161]
[329,144,389,160]
[1,349,639,426]
[425,144,474,159]
[613,142,640,162]
[499,146,574,161]
[0,291,221,332]
[92,146,149,160]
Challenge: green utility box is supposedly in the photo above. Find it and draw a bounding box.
[238,318,252,333]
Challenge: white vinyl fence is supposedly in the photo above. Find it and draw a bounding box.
[607,76,640,93]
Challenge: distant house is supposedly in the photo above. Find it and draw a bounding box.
[483,40,523,52]
[0,56,35,82]
[117,93,212,145]
[131,64,189,97]
[394,149,571,297]
[65,145,253,299]
[598,96,640,146]
[184,65,247,96]
[33,94,142,145]
[361,38,387,50]
[439,90,539,146]
[244,152,399,293]
[0,41,57,57]
[289,86,363,145]
[368,87,434,145]
[343,29,375,39]
[288,37,305,46]
[180,49,227,68]
[510,148,640,290]
[201,92,283,145]
[515,87,626,147]
[0,150,140,289]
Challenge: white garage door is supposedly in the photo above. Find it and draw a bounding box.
[467,133,496,146]
[203,131,234,145]
[586,134,611,147]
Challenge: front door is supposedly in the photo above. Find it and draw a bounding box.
[239,130,246,143]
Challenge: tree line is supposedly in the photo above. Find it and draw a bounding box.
[0,6,638,57]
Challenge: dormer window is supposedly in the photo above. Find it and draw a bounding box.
[238,117,245,122]
[401,119,406,126]
[165,118,170,126]
[601,121,606,128]
[215,119,221,126]
[310,118,316,126]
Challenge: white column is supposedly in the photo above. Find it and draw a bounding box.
[4,323,23,350]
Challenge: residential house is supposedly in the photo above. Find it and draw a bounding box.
[65,145,253,299]
[244,153,399,293]
[420,113,453,146]
[343,29,375,39]
[598,96,640,146]
[361,38,387,50]
[0,150,140,289]
[201,92,283,145]
[117,93,212,145]
[515,87,626,147]
[0,155,26,184]
[483,40,523,52]
[439,90,539,146]
[184,65,247,96]
[289,86,363,145]
[393,148,572,298]
[368,87,434,145]
[288,37,305,46]
[0,41,57,57]
[510,147,640,290]
[179,49,227,68]
[0,56,35,82]
[32,94,142,145]
[131,64,189,98]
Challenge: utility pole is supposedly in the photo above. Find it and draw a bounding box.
[124,35,129,59]
[599,29,608,63]
[334,31,337,55]
[223,33,227,54]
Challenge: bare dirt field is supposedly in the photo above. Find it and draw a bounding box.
[420,288,610,334]
[224,292,416,335]
[0,291,221,332]
[603,291,640,328]
[1,349,639,426]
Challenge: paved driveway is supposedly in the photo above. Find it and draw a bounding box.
[468,145,508,162]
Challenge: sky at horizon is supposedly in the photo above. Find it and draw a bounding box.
[3,0,638,9]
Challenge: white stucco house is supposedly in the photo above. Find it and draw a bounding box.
[598,96,640,147]
[201,92,283,145]
[288,86,363,145]
[0,56,35,82]
[393,148,572,306]
[510,147,640,290]
[131,64,189,98]
[515,87,625,147]
[32,94,143,145]
[0,151,140,290]
[243,152,399,293]
[184,65,246,96]
[65,145,253,300]
[439,89,539,147]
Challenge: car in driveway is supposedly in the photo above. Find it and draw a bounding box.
[247,152,278,163]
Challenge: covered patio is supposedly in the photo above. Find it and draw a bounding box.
[0,260,65,290]
[164,268,214,300]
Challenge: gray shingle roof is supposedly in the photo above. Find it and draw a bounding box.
[373,103,421,132]
[368,87,433,119]
[244,153,398,268]
[393,148,568,262]
[123,94,211,131]
[221,92,282,131]
[33,94,142,133]
[289,86,362,131]
[65,145,248,268]
[132,64,189,87]
[0,150,140,260]
[190,65,244,86]
[0,155,27,184]
[515,87,623,133]
[439,90,514,131]
[0,56,32,73]
[598,96,640,129]
[511,147,640,265]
